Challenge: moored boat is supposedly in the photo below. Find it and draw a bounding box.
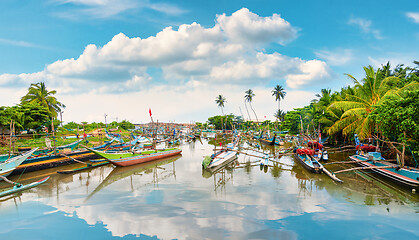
[349,153,419,189]
[293,148,321,173]
[85,147,182,167]
[0,148,39,178]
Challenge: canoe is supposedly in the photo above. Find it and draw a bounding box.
[294,153,321,173]
[0,148,39,178]
[349,154,419,188]
[0,176,50,198]
[86,147,182,167]
[259,135,276,145]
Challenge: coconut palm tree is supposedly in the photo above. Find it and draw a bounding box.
[215,95,226,115]
[21,82,65,118]
[328,65,418,139]
[272,85,286,116]
[244,89,258,122]
[274,109,285,122]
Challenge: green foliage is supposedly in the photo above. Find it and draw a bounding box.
[21,82,65,118]
[63,121,80,130]
[118,120,135,130]
[207,114,235,130]
[371,90,418,143]
[0,102,50,132]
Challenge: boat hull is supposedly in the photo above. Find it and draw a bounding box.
[349,155,419,188]
[109,150,182,167]
[87,148,182,167]
[294,153,321,173]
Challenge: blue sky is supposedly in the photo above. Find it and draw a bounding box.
[0,0,418,123]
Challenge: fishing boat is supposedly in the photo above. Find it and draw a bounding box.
[349,153,419,188]
[0,148,39,178]
[203,136,240,171]
[0,176,50,198]
[85,147,182,167]
[293,148,321,173]
[259,134,276,145]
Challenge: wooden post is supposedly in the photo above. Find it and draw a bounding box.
[9,120,12,156]
[52,118,56,154]
[401,131,406,167]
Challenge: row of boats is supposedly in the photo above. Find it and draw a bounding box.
[0,131,187,196]
[202,131,419,192]
[1,129,418,198]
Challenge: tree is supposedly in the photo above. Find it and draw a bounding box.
[215,95,226,115]
[118,120,134,130]
[274,109,285,122]
[371,90,419,162]
[21,82,65,118]
[328,65,418,139]
[244,89,258,122]
[272,85,286,119]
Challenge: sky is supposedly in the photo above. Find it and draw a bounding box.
[0,0,418,124]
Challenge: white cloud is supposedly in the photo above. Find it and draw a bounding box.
[406,12,419,24]
[286,60,332,89]
[1,8,333,122]
[53,0,185,19]
[217,8,298,45]
[348,16,383,40]
[314,49,353,66]
[0,38,49,49]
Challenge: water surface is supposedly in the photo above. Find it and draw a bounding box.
[0,139,418,239]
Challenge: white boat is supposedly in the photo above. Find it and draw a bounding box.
[0,148,38,178]
[205,136,240,171]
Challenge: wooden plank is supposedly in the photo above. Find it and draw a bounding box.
[334,166,393,174]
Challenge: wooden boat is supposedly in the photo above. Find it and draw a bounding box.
[0,148,39,178]
[293,149,321,173]
[85,147,182,167]
[349,153,419,188]
[0,176,50,198]
[203,136,240,171]
[259,135,276,145]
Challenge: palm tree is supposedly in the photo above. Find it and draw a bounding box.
[328,65,418,139]
[272,85,286,116]
[244,89,258,122]
[215,95,226,115]
[21,82,65,118]
[274,109,285,122]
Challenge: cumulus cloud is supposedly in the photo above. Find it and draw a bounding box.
[406,12,419,24]
[216,8,298,45]
[1,8,334,122]
[2,8,331,94]
[348,16,382,40]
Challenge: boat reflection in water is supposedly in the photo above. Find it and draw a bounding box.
[202,158,239,195]
[87,155,181,200]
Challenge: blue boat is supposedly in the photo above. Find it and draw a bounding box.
[294,152,321,173]
[349,153,419,189]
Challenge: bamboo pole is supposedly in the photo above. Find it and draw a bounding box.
[0,175,20,186]
[334,166,393,174]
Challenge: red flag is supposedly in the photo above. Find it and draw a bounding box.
[149,108,152,116]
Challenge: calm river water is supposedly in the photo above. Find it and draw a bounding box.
[0,138,418,240]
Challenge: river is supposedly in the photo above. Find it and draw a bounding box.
[0,137,418,239]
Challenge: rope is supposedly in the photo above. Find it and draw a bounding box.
[16,165,27,182]
[407,145,418,168]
